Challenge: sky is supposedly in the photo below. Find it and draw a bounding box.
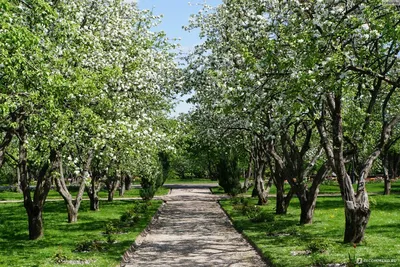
[135,0,222,116]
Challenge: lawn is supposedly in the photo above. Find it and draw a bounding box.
[164,178,218,184]
[0,199,163,266]
[220,194,400,267]
[0,186,170,201]
[211,180,400,196]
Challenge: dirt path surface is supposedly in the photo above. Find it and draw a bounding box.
[121,187,267,267]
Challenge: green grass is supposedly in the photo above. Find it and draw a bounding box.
[211,180,400,196]
[220,195,400,267]
[0,199,163,267]
[164,178,218,184]
[318,181,400,195]
[0,187,170,201]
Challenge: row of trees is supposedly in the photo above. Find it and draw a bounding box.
[1,0,179,240]
[184,0,400,244]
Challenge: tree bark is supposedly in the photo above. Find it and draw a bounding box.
[18,118,59,239]
[242,154,253,193]
[55,153,89,223]
[87,165,103,211]
[315,93,399,243]
[251,186,258,198]
[298,163,329,224]
[67,204,78,223]
[275,178,293,214]
[383,154,391,195]
[119,173,126,196]
[88,189,100,211]
[0,130,14,169]
[125,174,132,190]
[26,204,44,240]
[16,165,22,193]
[106,171,121,202]
[87,173,102,211]
[254,157,268,205]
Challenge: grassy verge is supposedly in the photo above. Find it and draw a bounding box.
[220,195,400,267]
[0,199,163,266]
[211,181,400,195]
[0,187,170,201]
[164,178,218,184]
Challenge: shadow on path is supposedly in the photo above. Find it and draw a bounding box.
[121,188,267,267]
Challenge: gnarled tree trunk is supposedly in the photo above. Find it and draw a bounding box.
[18,119,59,239]
[242,154,253,193]
[125,174,132,191]
[383,154,391,195]
[87,171,102,211]
[106,171,120,201]
[119,173,126,196]
[0,130,14,169]
[55,153,90,223]
[298,164,329,224]
[254,157,268,205]
[88,189,100,210]
[316,93,400,243]
[275,178,293,215]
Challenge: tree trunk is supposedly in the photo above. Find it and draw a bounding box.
[315,93,397,243]
[343,193,371,243]
[125,174,132,190]
[251,186,258,198]
[254,160,268,205]
[56,179,86,223]
[383,155,391,195]
[16,166,22,193]
[87,171,102,211]
[242,154,253,193]
[119,173,126,196]
[89,191,100,210]
[384,177,391,195]
[18,118,59,240]
[26,204,44,240]
[275,183,286,214]
[393,154,400,179]
[298,163,329,224]
[67,204,78,223]
[108,190,115,201]
[298,186,319,224]
[0,130,13,169]
[242,173,253,193]
[55,152,90,223]
[275,179,293,215]
[106,173,120,202]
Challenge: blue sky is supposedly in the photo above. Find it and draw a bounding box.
[137,0,221,49]
[135,0,222,115]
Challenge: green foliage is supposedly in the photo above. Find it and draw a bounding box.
[52,250,69,264]
[74,240,106,252]
[231,196,274,222]
[216,154,242,196]
[306,239,331,254]
[119,201,149,225]
[231,197,250,206]
[250,209,275,223]
[139,187,156,201]
[158,152,170,182]
[104,222,119,235]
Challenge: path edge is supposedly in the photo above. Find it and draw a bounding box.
[217,199,273,267]
[120,200,167,266]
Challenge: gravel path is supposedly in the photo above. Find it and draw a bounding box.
[121,187,267,267]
